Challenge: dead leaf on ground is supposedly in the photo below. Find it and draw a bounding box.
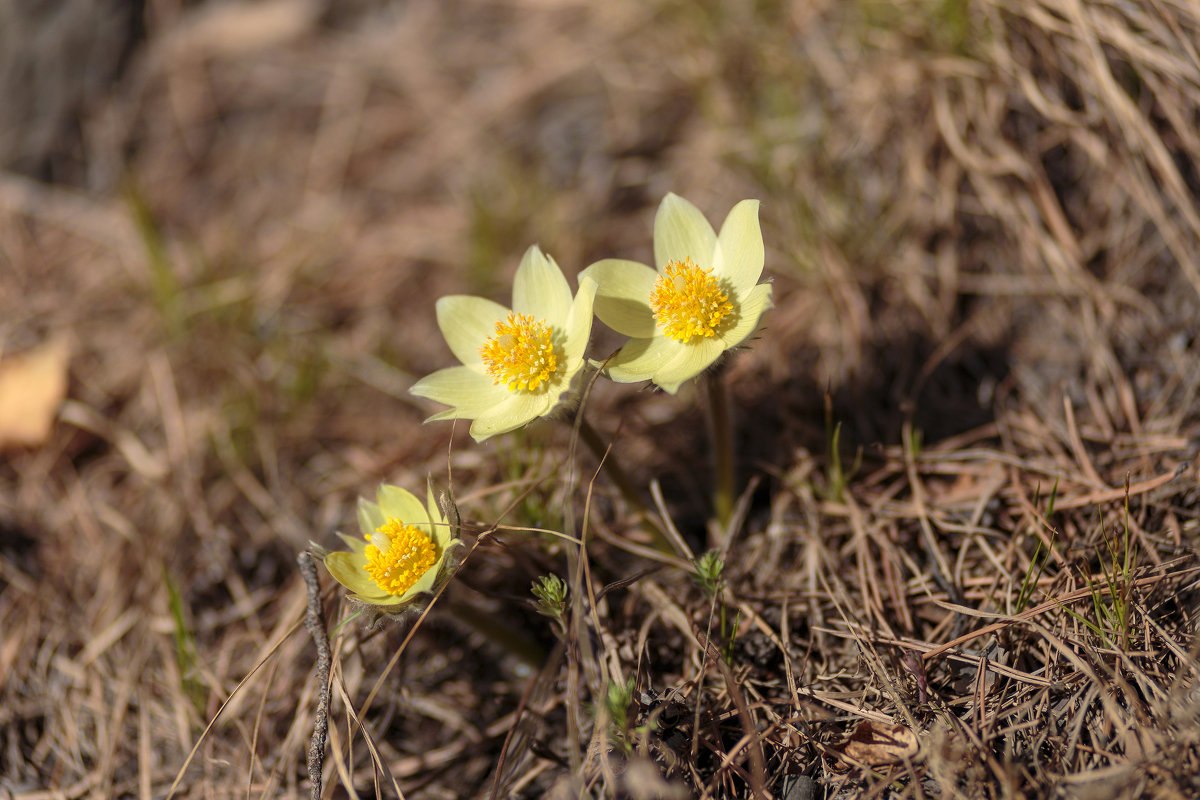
[828,720,920,772]
[0,339,69,450]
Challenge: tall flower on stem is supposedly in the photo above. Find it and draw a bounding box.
[579,193,772,394]
[323,482,460,608]
[580,193,772,528]
[410,246,597,442]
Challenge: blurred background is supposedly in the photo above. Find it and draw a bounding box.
[2,0,1199,796]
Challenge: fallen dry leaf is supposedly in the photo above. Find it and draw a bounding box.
[829,720,920,772]
[0,339,69,450]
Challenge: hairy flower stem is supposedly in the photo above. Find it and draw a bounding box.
[575,417,674,554]
[705,369,735,532]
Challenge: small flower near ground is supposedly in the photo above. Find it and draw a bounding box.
[410,245,598,442]
[323,481,461,608]
[579,193,773,394]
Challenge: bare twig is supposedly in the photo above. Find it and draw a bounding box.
[298,550,331,800]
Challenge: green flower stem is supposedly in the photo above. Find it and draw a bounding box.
[574,417,675,554]
[443,597,544,670]
[705,369,735,529]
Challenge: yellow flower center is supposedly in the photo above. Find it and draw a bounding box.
[649,258,733,343]
[479,312,559,392]
[362,519,439,596]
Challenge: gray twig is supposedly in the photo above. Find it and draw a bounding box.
[298,550,331,800]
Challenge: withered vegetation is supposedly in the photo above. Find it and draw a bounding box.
[2,1,1200,798]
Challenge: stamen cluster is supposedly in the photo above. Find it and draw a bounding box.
[479,312,559,391]
[362,519,439,596]
[649,258,733,343]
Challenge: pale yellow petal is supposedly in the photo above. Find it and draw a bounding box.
[435,295,510,368]
[400,562,442,600]
[719,283,773,350]
[654,193,716,271]
[469,392,554,440]
[431,524,458,551]
[563,276,597,369]
[325,552,388,599]
[603,335,681,385]
[357,498,385,537]
[376,484,430,529]
[712,199,764,295]
[368,589,424,607]
[425,482,455,550]
[425,479,446,528]
[654,338,725,393]
[513,246,572,325]
[411,366,509,418]
[579,259,657,338]
[336,532,368,556]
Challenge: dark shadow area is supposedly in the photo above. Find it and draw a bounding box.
[0,517,40,581]
[586,307,1015,552]
[0,0,145,185]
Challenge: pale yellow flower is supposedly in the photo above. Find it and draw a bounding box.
[410,245,597,442]
[323,482,460,607]
[579,193,772,394]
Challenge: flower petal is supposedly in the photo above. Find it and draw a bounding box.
[654,193,717,271]
[603,334,681,385]
[720,283,773,350]
[411,366,509,418]
[512,246,572,325]
[432,525,458,551]
[425,479,446,527]
[402,562,442,599]
[712,199,764,295]
[325,551,388,599]
[654,338,725,393]
[469,392,554,441]
[376,484,430,529]
[436,295,510,368]
[563,276,597,369]
[367,588,425,606]
[336,532,368,556]
[357,498,385,538]
[579,258,658,338]
[425,481,455,550]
